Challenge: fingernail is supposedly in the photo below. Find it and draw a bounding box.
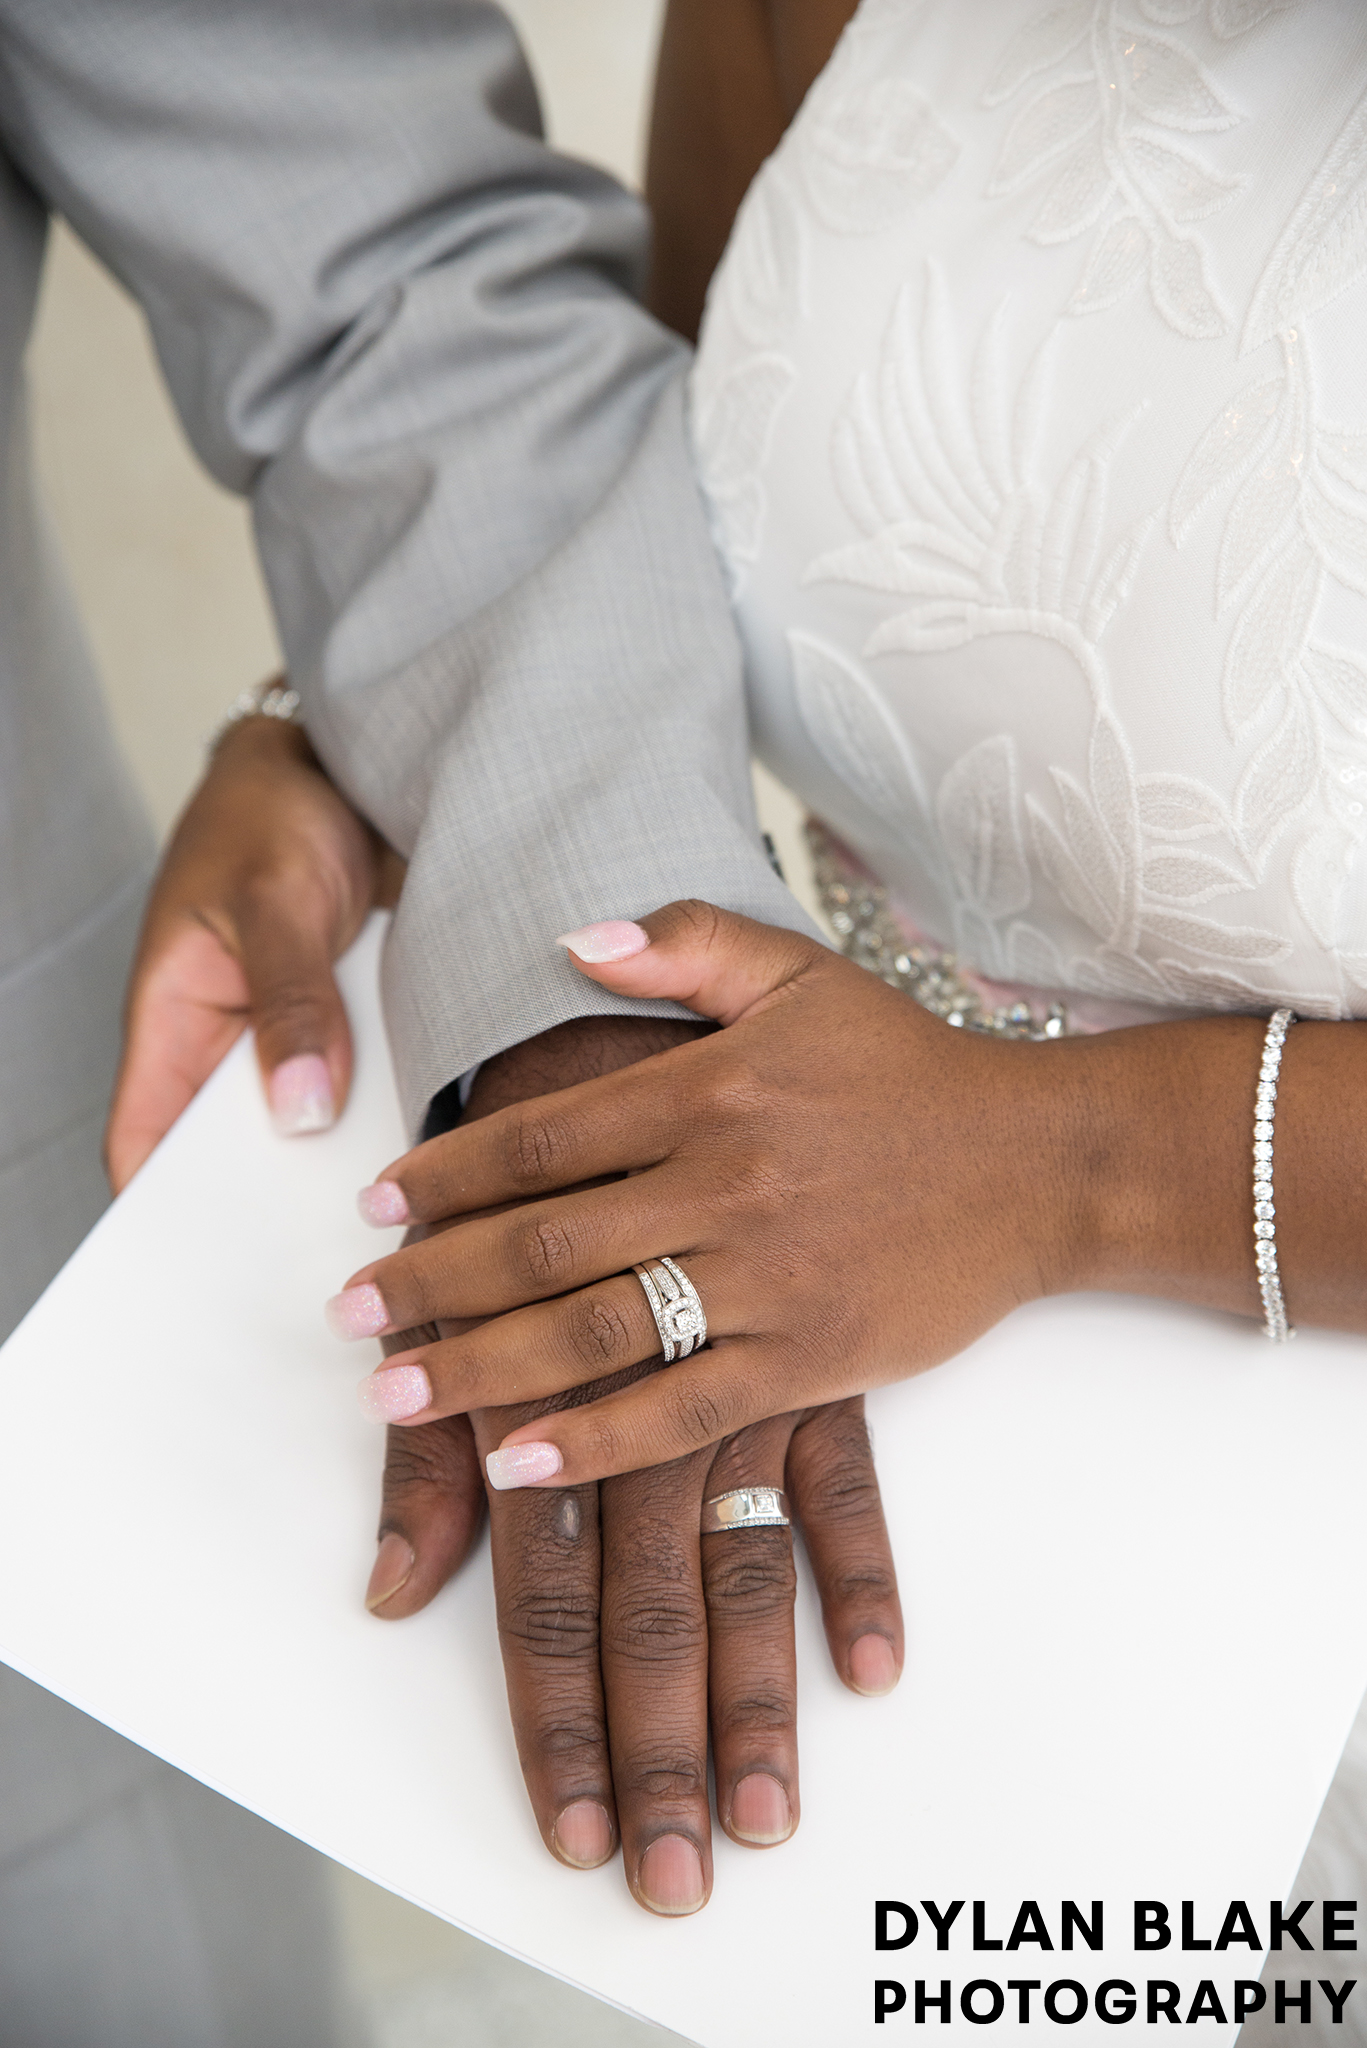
[269,1053,335,1136]
[555,920,650,964]
[324,1282,389,1340]
[365,1532,415,1613]
[485,1441,564,1490]
[552,1800,614,1869]
[358,1363,431,1423]
[357,1179,409,1228]
[728,1772,793,1845]
[638,1834,705,1916]
[849,1633,899,1696]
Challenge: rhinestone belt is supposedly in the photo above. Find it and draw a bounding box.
[807,822,1070,1042]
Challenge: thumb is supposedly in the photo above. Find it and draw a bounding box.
[235,890,355,1136]
[555,899,821,1027]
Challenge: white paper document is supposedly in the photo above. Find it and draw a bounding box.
[1,916,1365,2043]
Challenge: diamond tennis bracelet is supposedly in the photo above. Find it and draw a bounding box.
[1253,1008,1295,1341]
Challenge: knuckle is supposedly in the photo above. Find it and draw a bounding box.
[829,1563,899,1613]
[562,1290,635,1372]
[670,898,723,951]
[500,1591,600,1664]
[257,981,329,1034]
[522,1714,607,1769]
[502,1109,572,1193]
[380,1420,471,1503]
[713,1686,792,1738]
[605,1597,707,1668]
[661,1374,739,1453]
[615,1752,708,1806]
[797,1452,882,1530]
[513,1214,578,1291]
[705,1538,796,1622]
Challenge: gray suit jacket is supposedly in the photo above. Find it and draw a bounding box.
[0,0,812,1335]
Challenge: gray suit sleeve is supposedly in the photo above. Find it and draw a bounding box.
[0,0,816,1131]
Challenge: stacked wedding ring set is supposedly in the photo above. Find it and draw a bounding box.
[630,1256,791,1536]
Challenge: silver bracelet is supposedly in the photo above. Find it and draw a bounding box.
[1253,1008,1296,1341]
[206,678,301,755]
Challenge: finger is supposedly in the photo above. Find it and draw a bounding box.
[557,899,825,1027]
[787,1398,903,1697]
[485,1339,819,1489]
[475,1405,619,1874]
[106,918,252,1192]
[367,1408,487,1619]
[352,1258,745,1425]
[357,1051,696,1229]
[233,881,355,1136]
[599,1450,715,1914]
[700,1420,800,1850]
[330,1164,711,1337]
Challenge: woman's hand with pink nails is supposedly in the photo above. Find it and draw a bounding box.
[106,698,405,1191]
[324,900,1074,1487]
[329,897,1291,1494]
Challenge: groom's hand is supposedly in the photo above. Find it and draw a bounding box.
[367,1016,902,1915]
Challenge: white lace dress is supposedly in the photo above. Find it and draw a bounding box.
[691,0,1367,1026]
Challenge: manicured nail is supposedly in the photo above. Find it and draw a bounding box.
[365,1532,415,1613]
[552,1801,614,1869]
[324,1282,389,1340]
[485,1441,564,1490]
[357,1179,409,1228]
[358,1363,431,1423]
[555,920,650,964]
[849,1633,899,1696]
[638,1834,705,1916]
[269,1054,335,1136]
[728,1773,793,1846]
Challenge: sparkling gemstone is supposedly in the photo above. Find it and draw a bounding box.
[1255,1200,1275,1220]
[1255,1220,1276,1238]
[947,1011,964,1028]
[831,911,853,935]
[1253,1120,1273,1141]
[1253,1180,1273,1200]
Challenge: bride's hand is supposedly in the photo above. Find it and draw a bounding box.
[328,899,1267,1485]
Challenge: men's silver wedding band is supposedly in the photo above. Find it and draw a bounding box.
[701,1488,790,1535]
[632,1255,707,1363]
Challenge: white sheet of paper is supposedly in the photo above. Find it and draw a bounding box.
[1,914,1364,2043]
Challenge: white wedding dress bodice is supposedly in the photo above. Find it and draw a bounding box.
[691,0,1367,1020]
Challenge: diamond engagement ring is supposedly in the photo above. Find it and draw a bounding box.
[701,1488,790,1535]
[632,1256,707,1363]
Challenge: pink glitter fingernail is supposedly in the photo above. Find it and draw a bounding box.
[269,1054,335,1136]
[485,1441,564,1490]
[358,1364,431,1423]
[555,921,650,964]
[324,1282,389,1340]
[357,1180,410,1228]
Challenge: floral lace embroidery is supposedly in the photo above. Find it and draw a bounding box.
[983,0,1297,339]
[801,263,1302,1011]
